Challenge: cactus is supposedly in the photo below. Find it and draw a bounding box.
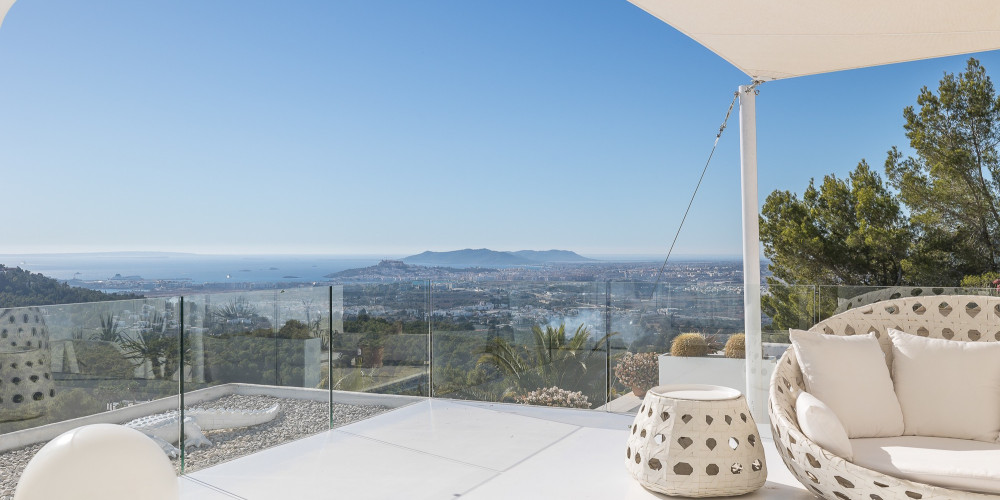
[670,333,709,357]
[724,333,746,359]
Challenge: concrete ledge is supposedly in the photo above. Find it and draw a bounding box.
[0,383,424,453]
[599,393,641,414]
[227,383,423,408]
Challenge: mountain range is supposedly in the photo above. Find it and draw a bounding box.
[401,249,594,266]
[324,259,493,280]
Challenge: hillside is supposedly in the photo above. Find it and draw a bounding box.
[404,249,531,266]
[402,249,593,266]
[0,265,142,307]
[512,250,595,263]
[325,260,495,281]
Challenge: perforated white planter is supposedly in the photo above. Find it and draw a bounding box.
[626,384,766,497]
[0,307,56,422]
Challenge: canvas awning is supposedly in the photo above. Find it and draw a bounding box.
[628,0,1000,421]
[628,0,1000,81]
[0,0,15,31]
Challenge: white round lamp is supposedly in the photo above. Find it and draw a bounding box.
[14,424,178,500]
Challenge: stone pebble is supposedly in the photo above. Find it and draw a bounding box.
[0,395,389,498]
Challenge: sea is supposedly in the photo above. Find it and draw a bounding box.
[0,252,735,290]
[0,253,388,285]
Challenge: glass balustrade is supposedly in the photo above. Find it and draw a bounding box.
[0,280,899,494]
[430,281,609,410]
[331,282,430,397]
[180,287,334,472]
[0,297,177,435]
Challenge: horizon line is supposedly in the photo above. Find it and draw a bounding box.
[0,249,756,263]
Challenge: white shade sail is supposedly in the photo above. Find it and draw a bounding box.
[629,0,1000,81]
[0,0,15,31]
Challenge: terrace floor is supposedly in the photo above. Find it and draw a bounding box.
[177,398,813,499]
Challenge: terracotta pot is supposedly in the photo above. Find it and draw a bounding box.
[631,386,648,399]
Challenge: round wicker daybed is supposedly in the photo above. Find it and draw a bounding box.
[768,294,1000,500]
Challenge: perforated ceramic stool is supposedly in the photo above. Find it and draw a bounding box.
[625,384,766,497]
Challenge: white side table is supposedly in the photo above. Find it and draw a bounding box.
[625,384,766,497]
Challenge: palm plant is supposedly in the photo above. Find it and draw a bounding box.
[212,296,270,334]
[477,323,616,407]
[214,296,259,321]
[116,311,189,380]
[92,313,121,342]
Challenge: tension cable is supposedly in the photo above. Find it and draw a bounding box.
[648,83,759,298]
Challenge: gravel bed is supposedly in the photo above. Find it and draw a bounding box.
[0,395,390,499]
[0,443,43,500]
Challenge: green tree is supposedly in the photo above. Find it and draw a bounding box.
[760,161,911,329]
[0,265,141,307]
[960,271,1000,289]
[885,58,1000,284]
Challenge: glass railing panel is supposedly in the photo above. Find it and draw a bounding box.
[329,282,429,397]
[432,281,610,410]
[0,297,179,436]
[760,282,817,338]
[0,297,186,496]
[185,290,280,388]
[606,282,747,414]
[180,287,334,473]
[604,281,656,414]
[757,283,816,423]
[427,281,488,401]
[510,281,609,410]
[0,297,184,497]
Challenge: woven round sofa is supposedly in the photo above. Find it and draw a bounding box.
[768,294,1000,500]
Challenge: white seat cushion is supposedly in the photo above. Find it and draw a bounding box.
[796,391,853,460]
[851,436,1000,495]
[888,329,1000,442]
[790,329,903,438]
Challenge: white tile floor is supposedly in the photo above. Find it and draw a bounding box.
[180,399,815,500]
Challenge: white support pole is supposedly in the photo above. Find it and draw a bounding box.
[739,84,765,422]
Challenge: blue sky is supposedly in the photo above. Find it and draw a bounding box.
[1,1,998,258]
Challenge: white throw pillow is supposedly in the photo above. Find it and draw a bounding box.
[888,329,1000,443]
[796,391,854,460]
[790,329,903,438]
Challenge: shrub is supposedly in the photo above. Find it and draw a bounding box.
[960,271,1000,289]
[278,319,311,339]
[518,386,590,409]
[615,352,658,390]
[670,333,709,357]
[724,333,746,359]
[203,335,306,386]
[74,341,135,379]
[47,389,106,421]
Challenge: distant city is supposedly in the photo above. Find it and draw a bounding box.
[9,248,765,297]
[327,259,753,290]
